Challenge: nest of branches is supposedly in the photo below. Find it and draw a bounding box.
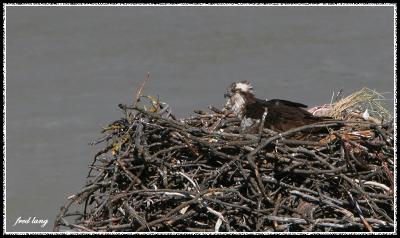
[54,91,394,233]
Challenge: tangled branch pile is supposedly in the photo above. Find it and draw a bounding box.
[54,91,394,233]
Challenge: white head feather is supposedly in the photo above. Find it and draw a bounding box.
[235,82,254,94]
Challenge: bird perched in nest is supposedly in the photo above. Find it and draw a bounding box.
[224,81,331,133]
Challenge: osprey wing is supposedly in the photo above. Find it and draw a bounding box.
[263,99,308,108]
[246,98,308,119]
[244,100,267,119]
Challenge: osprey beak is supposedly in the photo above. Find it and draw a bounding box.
[224,92,231,98]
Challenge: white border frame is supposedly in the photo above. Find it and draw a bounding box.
[2,2,397,235]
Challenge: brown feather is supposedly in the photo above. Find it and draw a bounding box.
[241,92,328,132]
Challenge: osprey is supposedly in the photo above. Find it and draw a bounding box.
[224,81,328,133]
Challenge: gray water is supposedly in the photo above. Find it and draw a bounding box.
[5,6,395,232]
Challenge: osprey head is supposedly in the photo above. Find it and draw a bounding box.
[224,81,254,99]
[224,81,255,118]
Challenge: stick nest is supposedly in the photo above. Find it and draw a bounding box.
[54,91,394,233]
